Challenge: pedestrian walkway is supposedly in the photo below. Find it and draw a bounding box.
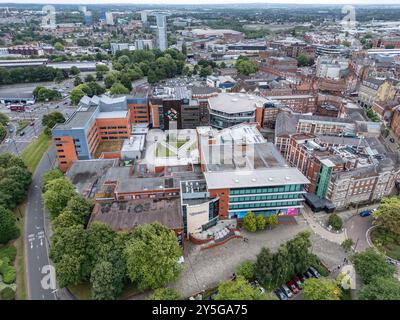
[300,208,346,245]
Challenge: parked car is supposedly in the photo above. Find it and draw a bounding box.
[274,288,288,300]
[308,266,321,278]
[293,276,303,289]
[29,122,35,126]
[303,270,313,279]
[390,138,395,143]
[359,210,371,217]
[281,284,293,298]
[19,131,25,136]
[286,280,300,294]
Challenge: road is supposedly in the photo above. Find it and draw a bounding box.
[345,214,374,252]
[25,146,57,300]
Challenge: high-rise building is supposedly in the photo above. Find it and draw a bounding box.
[84,11,92,26]
[155,14,168,52]
[140,11,148,23]
[105,11,114,26]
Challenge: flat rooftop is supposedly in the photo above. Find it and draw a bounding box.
[208,93,268,114]
[96,110,128,119]
[90,198,182,231]
[53,105,98,130]
[204,167,310,190]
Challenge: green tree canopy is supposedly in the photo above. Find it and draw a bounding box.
[147,288,180,300]
[373,197,400,236]
[236,260,255,281]
[0,206,20,244]
[215,276,272,300]
[124,222,182,291]
[42,112,65,129]
[254,247,273,288]
[303,278,341,300]
[43,177,76,219]
[256,215,266,230]
[235,58,257,75]
[0,112,9,126]
[109,82,130,95]
[286,231,312,275]
[91,260,125,300]
[350,248,396,284]
[243,211,257,232]
[70,66,80,75]
[358,276,400,300]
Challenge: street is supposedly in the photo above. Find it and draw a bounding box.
[25,146,57,300]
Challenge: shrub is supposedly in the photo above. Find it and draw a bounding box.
[236,261,255,281]
[2,265,16,284]
[267,214,279,227]
[256,215,266,230]
[0,245,17,263]
[328,214,343,230]
[243,212,257,232]
[0,257,10,273]
[1,287,15,300]
[341,239,354,252]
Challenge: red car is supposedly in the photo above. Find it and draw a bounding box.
[292,276,303,289]
[287,280,300,294]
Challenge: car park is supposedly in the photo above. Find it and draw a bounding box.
[286,280,300,294]
[281,284,293,298]
[308,267,321,278]
[274,288,288,300]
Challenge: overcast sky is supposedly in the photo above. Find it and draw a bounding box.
[0,0,399,5]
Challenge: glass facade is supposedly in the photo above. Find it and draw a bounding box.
[228,183,305,217]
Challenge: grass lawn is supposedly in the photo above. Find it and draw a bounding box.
[16,120,30,134]
[371,228,400,260]
[156,144,177,157]
[21,133,51,173]
[14,204,26,300]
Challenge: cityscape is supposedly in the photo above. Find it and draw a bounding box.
[0,0,400,305]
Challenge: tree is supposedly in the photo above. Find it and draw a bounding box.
[54,69,65,83]
[70,87,86,105]
[70,66,80,76]
[0,112,9,126]
[54,42,64,51]
[215,276,270,300]
[256,215,266,230]
[0,124,6,142]
[91,260,124,300]
[358,276,400,300]
[62,195,93,227]
[297,54,314,67]
[236,261,255,281]
[200,65,213,78]
[147,69,158,85]
[286,231,312,275]
[43,177,76,219]
[125,222,182,290]
[272,244,292,286]
[84,74,95,83]
[328,213,343,230]
[243,211,257,232]
[0,206,19,244]
[42,112,65,129]
[350,248,396,284]
[267,214,279,228]
[235,59,257,75]
[73,76,82,87]
[104,70,120,88]
[373,197,400,236]
[220,62,226,69]
[303,278,341,300]
[109,82,130,95]
[0,153,26,170]
[87,82,106,96]
[55,254,87,288]
[42,168,63,191]
[341,239,354,252]
[254,248,273,288]
[147,288,180,300]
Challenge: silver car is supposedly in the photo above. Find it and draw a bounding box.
[281,284,293,298]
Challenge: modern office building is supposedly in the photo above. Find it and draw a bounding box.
[197,124,310,219]
[52,96,131,172]
[105,11,114,26]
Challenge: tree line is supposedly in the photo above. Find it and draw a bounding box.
[0,66,68,85]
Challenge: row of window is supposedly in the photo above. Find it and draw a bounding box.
[229,201,300,210]
[230,193,303,202]
[230,184,303,195]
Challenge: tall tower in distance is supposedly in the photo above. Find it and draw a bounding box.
[105,11,114,26]
[155,13,168,52]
